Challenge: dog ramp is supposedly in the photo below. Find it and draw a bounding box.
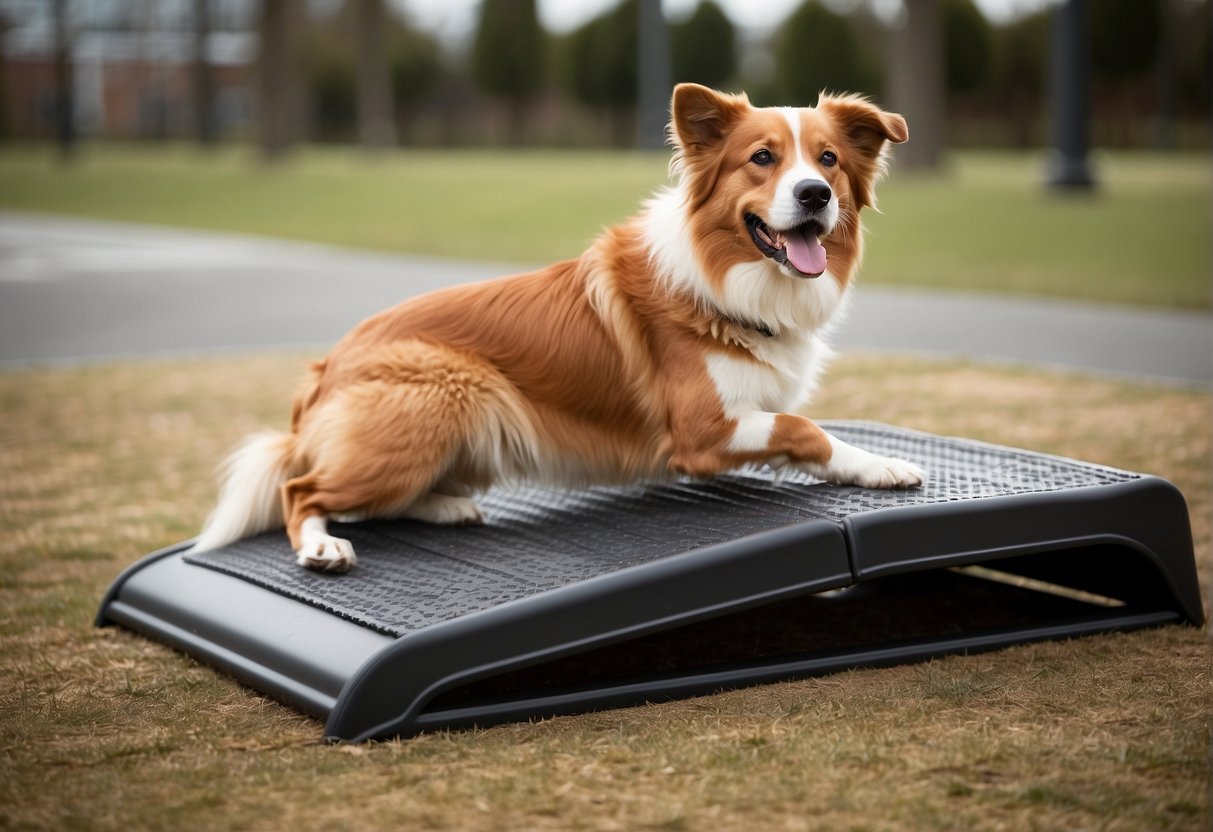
[97,422,1203,742]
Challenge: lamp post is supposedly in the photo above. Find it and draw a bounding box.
[52,0,74,162]
[636,0,670,150]
[1046,0,1097,189]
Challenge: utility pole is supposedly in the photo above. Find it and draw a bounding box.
[52,0,75,162]
[636,0,670,150]
[193,0,218,146]
[1046,0,1096,189]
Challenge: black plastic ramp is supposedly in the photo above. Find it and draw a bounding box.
[97,422,1203,741]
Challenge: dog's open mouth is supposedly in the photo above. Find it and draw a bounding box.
[745,214,827,278]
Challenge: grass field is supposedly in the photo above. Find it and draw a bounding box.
[0,144,1208,309]
[1,353,1208,831]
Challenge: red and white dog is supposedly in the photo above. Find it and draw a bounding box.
[191,84,923,572]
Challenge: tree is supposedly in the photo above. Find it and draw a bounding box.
[1089,0,1162,148]
[356,0,395,149]
[305,27,356,141]
[389,25,442,122]
[257,0,296,160]
[0,13,9,141]
[1090,0,1161,82]
[471,0,546,144]
[942,0,991,94]
[988,9,1050,147]
[563,0,639,144]
[885,0,945,169]
[300,4,441,145]
[776,2,879,105]
[670,0,735,89]
[1172,0,1211,124]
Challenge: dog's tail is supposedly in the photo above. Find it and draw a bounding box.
[187,431,298,554]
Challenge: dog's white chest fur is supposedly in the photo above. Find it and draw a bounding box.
[642,185,847,420]
[706,330,834,419]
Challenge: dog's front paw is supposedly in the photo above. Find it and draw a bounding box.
[812,437,926,490]
[296,535,357,573]
[852,455,925,490]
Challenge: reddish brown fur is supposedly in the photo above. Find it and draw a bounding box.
[274,85,908,550]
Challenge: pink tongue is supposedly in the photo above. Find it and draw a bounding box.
[784,227,827,275]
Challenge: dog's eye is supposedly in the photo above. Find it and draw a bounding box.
[750,149,774,166]
[819,150,838,167]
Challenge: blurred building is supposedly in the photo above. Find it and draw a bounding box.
[0,0,257,139]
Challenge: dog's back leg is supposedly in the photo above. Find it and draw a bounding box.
[397,492,485,525]
[282,393,470,571]
[281,342,534,571]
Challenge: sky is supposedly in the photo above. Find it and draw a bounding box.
[395,0,1058,47]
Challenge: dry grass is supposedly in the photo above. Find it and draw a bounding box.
[0,353,1208,831]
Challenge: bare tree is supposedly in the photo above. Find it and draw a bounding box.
[356,0,395,150]
[885,0,944,170]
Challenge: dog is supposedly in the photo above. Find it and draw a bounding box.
[189,83,923,572]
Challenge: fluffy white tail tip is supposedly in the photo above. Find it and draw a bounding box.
[187,432,293,554]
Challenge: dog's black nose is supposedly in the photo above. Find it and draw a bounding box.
[794,179,832,212]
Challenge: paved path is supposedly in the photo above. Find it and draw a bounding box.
[2,212,1209,387]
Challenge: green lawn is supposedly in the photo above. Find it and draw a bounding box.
[863,152,1212,310]
[0,143,1208,309]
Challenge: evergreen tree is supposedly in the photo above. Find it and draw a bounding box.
[988,9,1050,147]
[563,0,639,143]
[300,3,441,144]
[471,0,547,143]
[776,2,879,104]
[671,1,735,89]
[1090,0,1161,81]
[942,0,991,94]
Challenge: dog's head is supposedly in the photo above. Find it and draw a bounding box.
[668,83,907,286]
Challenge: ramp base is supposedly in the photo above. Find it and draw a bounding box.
[97,423,1203,741]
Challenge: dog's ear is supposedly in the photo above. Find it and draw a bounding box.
[817,94,908,209]
[817,93,908,155]
[670,84,750,153]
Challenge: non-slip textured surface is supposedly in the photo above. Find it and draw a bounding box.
[185,422,1139,636]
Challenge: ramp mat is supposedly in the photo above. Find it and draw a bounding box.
[97,422,1203,741]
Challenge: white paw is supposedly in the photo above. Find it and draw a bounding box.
[401,494,485,526]
[813,435,926,490]
[296,534,357,573]
[851,455,926,490]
